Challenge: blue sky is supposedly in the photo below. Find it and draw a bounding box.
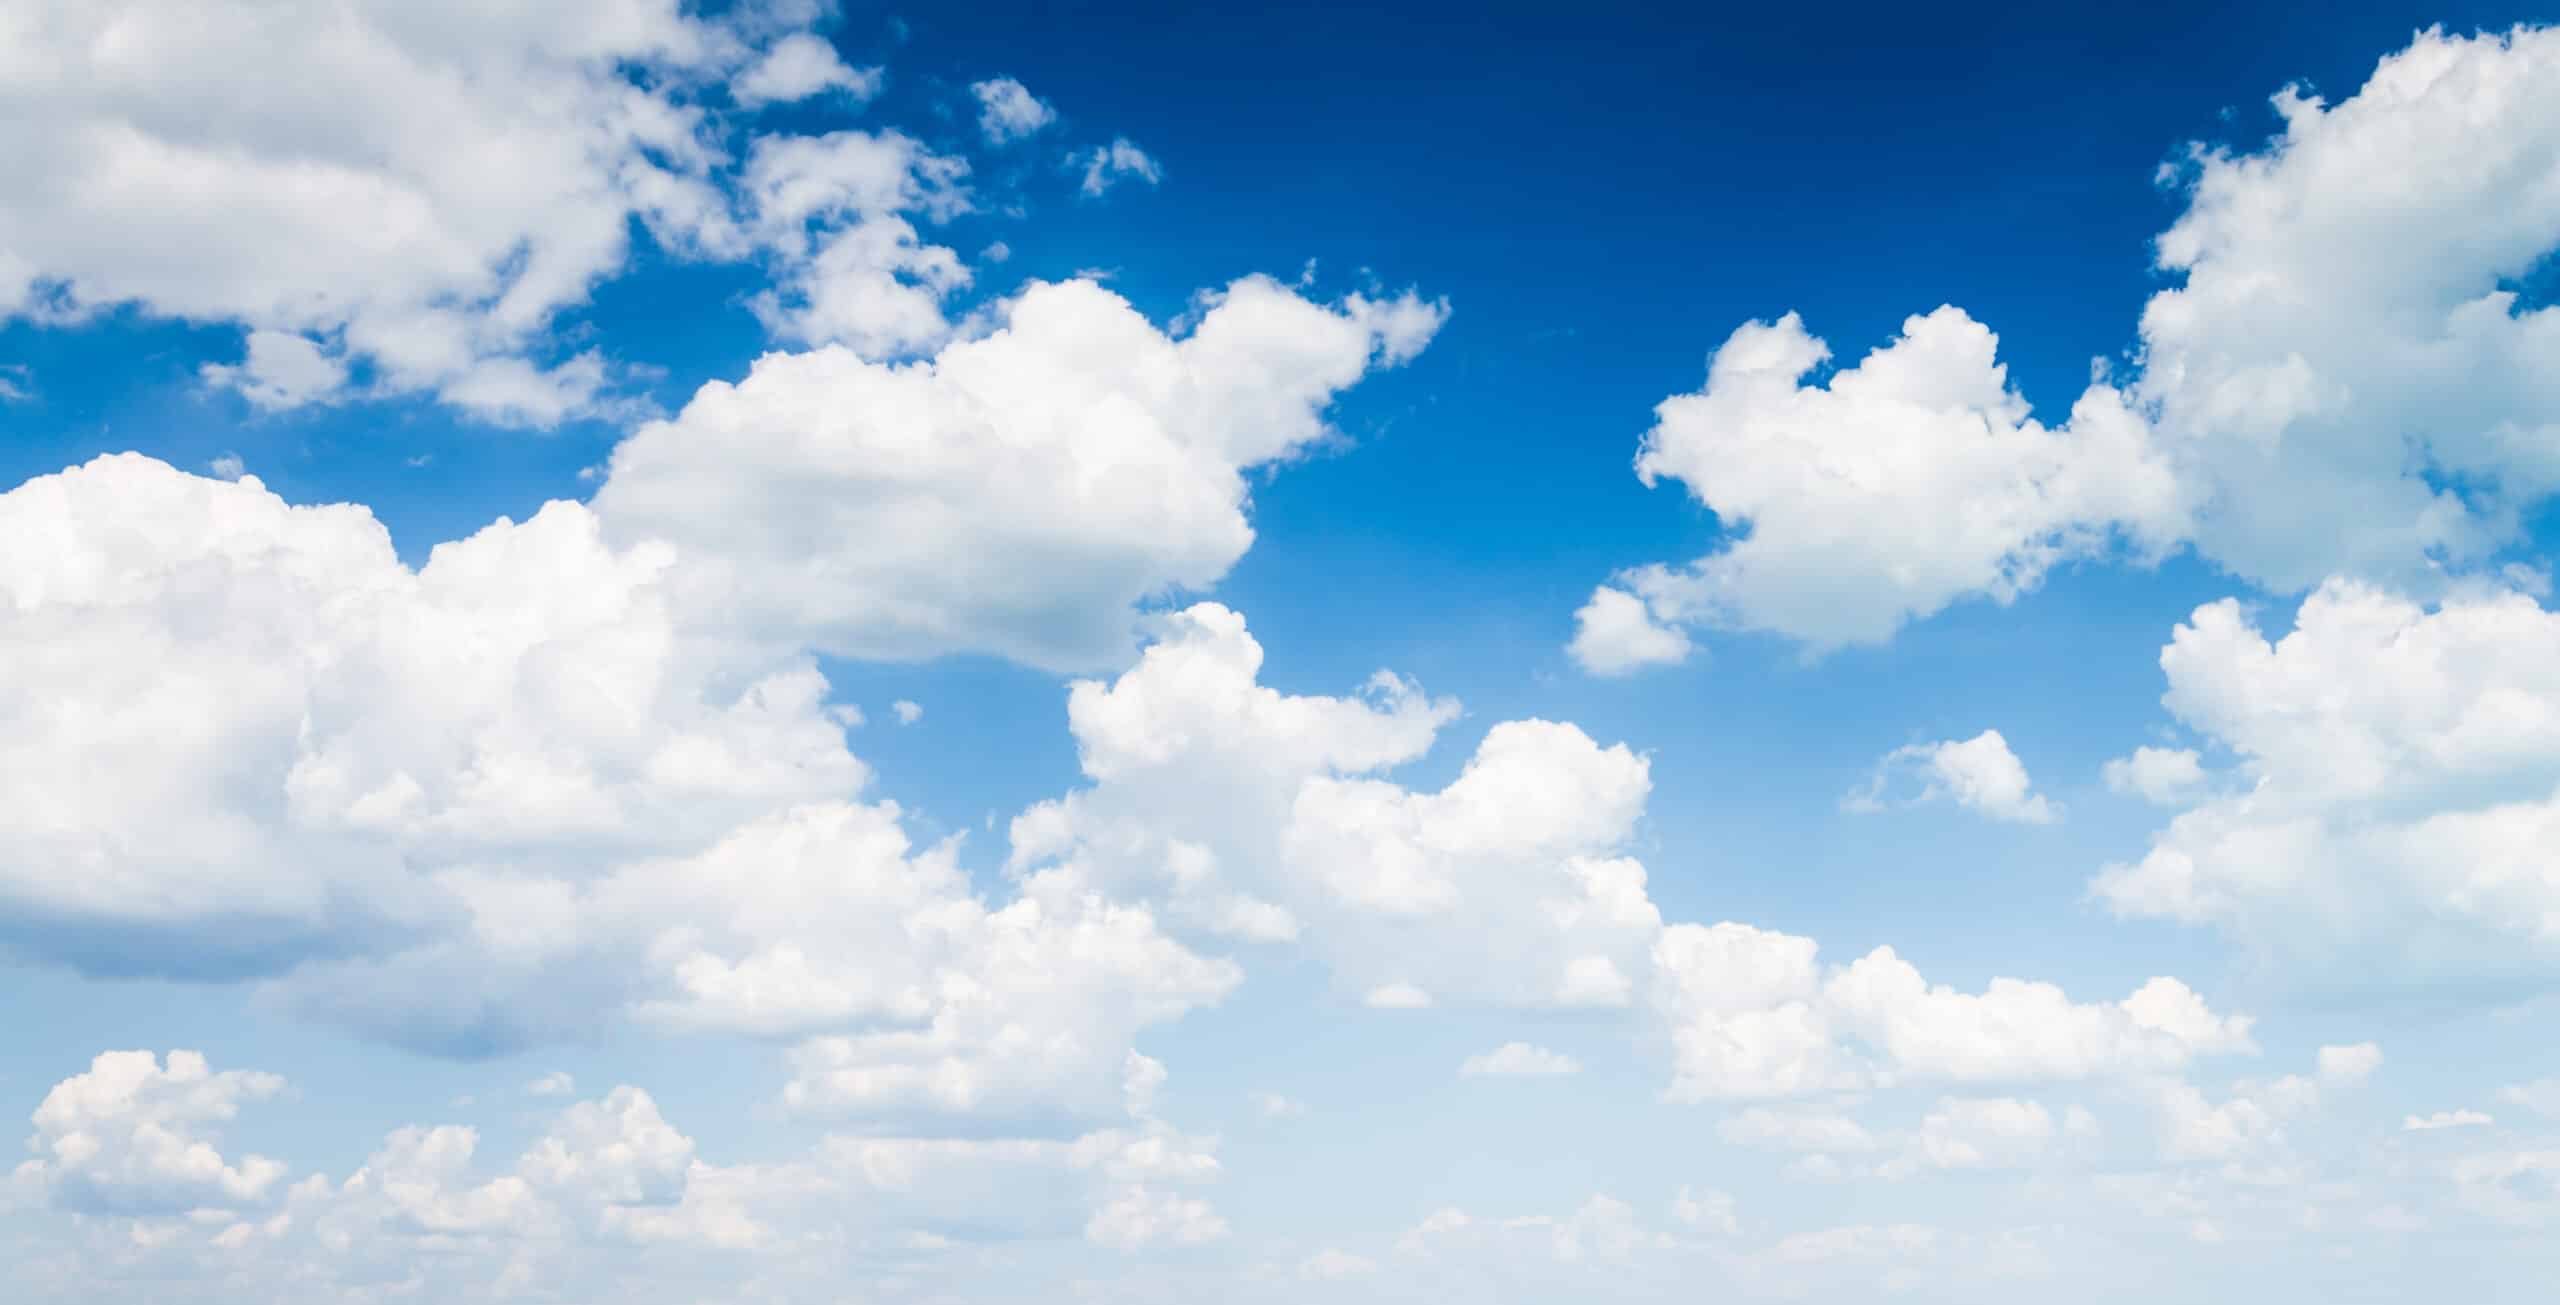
[6,2,2560,1300]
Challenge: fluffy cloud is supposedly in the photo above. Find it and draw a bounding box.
[1009,603,1664,1010]
[1460,1043,1583,1078]
[2102,746,2210,806]
[10,1051,287,1215]
[1577,26,2560,658]
[1651,922,2252,1101]
[0,0,797,421]
[1844,729,2059,824]
[1583,308,2181,651]
[593,276,1446,670]
[971,76,1057,143]
[2093,579,2560,986]
[0,456,1231,1122]
[732,33,881,108]
[1567,584,1695,676]
[2405,1110,2496,1132]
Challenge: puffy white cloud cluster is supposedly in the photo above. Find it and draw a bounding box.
[971,76,1057,143]
[9,1051,1234,1295]
[1649,922,2253,1102]
[1574,307,2181,661]
[2093,579,2560,985]
[0,0,777,421]
[0,456,1233,1125]
[9,1051,286,1215]
[0,2,1194,422]
[595,275,1447,670]
[1844,729,2059,824]
[1576,26,2560,662]
[1008,602,1663,1010]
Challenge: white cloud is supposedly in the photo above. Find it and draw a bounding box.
[1075,137,1162,197]
[1010,603,1662,1009]
[2093,579,2560,986]
[526,1072,577,1098]
[0,0,773,422]
[1651,921,2251,1102]
[10,1051,288,1215]
[1580,307,2182,653]
[2103,746,2210,806]
[892,699,923,725]
[970,77,1057,143]
[1845,729,2060,824]
[2405,1110,2496,1132]
[1460,1043,1582,1078]
[593,276,1445,670]
[733,33,881,108]
[733,129,974,357]
[0,455,1234,1120]
[1364,983,1435,1009]
[1576,27,2560,659]
[1567,584,1695,676]
[200,330,350,411]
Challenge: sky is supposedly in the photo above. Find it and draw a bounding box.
[5,1,2560,1300]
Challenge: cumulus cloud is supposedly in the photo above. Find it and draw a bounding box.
[971,76,1057,143]
[0,0,785,422]
[11,1051,287,1215]
[594,276,1446,670]
[1009,603,1662,1009]
[1460,1043,1583,1078]
[2102,746,2210,806]
[1568,584,1695,676]
[1577,26,2560,659]
[1844,729,2060,824]
[2092,579,2560,988]
[733,33,882,108]
[1579,307,2183,653]
[1650,922,2252,1101]
[0,456,1233,1122]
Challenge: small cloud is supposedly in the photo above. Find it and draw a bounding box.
[201,329,348,410]
[525,1071,575,1098]
[828,704,865,728]
[980,240,1012,264]
[403,453,433,468]
[2102,746,2209,806]
[734,33,883,108]
[1569,585,1694,676]
[0,365,31,402]
[1459,1042,1581,1078]
[206,453,247,481]
[970,76,1057,144]
[1073,137,1160,197]
[1845,729,2059,824]
[892,699,923,725]
[2402,1110,2494,1132]
[1363,983,1433,1010]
